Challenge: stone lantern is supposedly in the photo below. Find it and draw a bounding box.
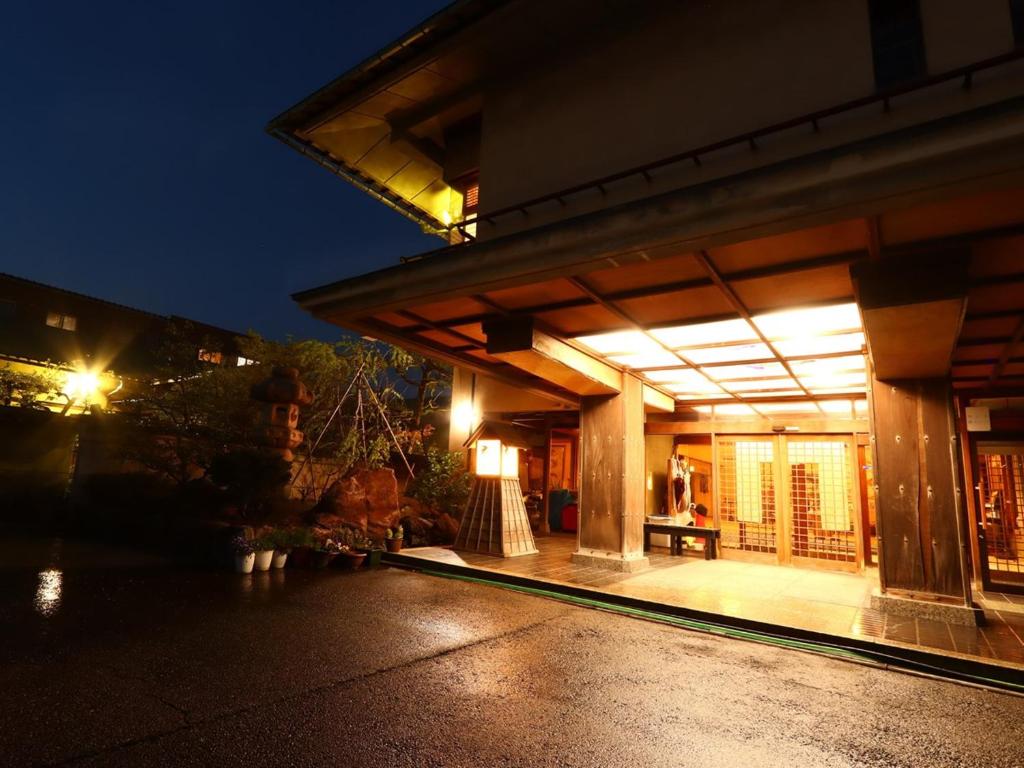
[250,367,314,461]
[454,420,538,557]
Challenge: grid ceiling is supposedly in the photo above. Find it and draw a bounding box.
[574,302,867,418]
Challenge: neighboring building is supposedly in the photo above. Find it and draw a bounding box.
[272,0,1024,614]
[0,272,247,414]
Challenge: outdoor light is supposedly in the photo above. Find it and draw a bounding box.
[64,369,100,402]
[451,399,479,435]
[454,420,538,557]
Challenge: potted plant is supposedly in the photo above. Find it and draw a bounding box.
[332,528,368,570]
[231,536,255,574]
[313,537,341,569]
[354,534,383,567]
[286,528,316,569]
[268,532,292,569]
[385,525,404,553]
[252,536,275,572]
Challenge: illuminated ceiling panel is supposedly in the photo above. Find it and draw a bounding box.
[649,318,756,348]
[703,362,788,380]
[682,343,773,364]
[607,349,683,369]
[571,301,867,406]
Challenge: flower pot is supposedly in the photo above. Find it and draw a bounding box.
[234,553,255,574]
[357,547,383,567]
[253,549,274,572]
[312,550,337,570]
[271,550,289,569]
[336,551,367,570]
[289,546,313,569]
[385,538,403,553]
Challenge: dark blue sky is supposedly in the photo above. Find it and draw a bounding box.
[0,0,444,341]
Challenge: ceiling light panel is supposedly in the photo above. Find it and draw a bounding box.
[703,361,789,380]
[574,330,660,355]
[752,302,861,339]
[773,332,865,357]
[682,342,773,364]
[607,349,682,369]
[649,318,756,348]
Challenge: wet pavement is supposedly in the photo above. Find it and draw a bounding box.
[2,537,1024,767]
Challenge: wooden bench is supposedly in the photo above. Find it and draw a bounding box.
[643,522,721,560]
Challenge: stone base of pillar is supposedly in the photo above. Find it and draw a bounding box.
[571,548,649,572]
[870,589,984,627]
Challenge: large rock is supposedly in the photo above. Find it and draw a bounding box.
[309,468,401,541]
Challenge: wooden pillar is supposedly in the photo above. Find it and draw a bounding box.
[572,374,649,571]
[869,376,977,620]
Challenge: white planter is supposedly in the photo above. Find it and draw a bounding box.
[253,550,274,572]
[234,552,255,574]
[271,551,288,569]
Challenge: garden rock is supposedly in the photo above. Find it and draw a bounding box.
[310,468,400,541]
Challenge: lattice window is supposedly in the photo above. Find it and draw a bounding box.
[718,440,777,554]
[978,450,1024,584]
[787,441,856,563]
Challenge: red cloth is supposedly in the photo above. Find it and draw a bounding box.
[561,503,578,533]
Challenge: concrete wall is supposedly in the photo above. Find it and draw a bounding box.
[476,0,1019,239]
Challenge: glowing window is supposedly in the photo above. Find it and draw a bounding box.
[46,312,77,332]
[198,349,223,365]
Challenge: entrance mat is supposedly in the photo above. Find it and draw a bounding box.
[384,552,1024,696]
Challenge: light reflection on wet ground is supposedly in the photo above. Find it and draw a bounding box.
[33,568,62,616]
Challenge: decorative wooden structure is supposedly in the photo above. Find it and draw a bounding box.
[454,421,538,557]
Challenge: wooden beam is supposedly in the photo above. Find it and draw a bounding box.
[642,384,675,413]
[645,419,868,434]
[484,317,622,396]
[852,252,969,380]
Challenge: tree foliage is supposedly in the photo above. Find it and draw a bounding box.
[117,327,453,495]
[0,363,61,409]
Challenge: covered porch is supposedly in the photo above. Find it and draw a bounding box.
[394,534,1024,669]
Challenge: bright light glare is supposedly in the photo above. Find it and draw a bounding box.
[819,400,855,414]
[722,378,798,392]
[714,404,757,416]
[752,302,861,339]
[799,372,867,390]
[34,569,62,617]
[65,370,99,401]
[649,318,756,348]
[451,400,478,434]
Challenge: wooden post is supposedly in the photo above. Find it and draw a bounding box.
[572,374,649,571]
[869,376,978,620]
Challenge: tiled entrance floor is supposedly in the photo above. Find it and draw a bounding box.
[401,534,1024,668]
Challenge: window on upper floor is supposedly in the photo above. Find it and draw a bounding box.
[198,348,222,364]
[868,0,926,90]
[236,356,255,367]
[46,311,77,331]
[1011,0,1024,45]
[458,177,480,241]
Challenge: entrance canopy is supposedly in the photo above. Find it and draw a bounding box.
[296,181,1024,413]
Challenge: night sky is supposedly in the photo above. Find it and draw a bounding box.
[0,0,445,341]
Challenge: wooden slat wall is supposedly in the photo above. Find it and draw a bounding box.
[871,377,967,599]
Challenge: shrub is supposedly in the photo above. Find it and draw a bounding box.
[407,448,471,515]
